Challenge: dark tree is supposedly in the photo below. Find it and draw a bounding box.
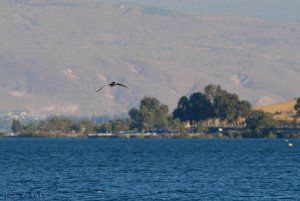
[204,84,225,103]
[246,110,276,137]
[155,104,169,128]
[173,84,252,125]
[173,92,214,123]
[98,122,112,133]
[188,92,214,122]
[11,119,22,134]
[129,108,142,130]
[294,97,300,116]
[129,96,170,132]
[294,97,300,127]
[139,107,155,131]
[111,119,129,134]
[208,84,252,123]
[140,96,160,111]
[173,96,190,122]
[69,123,81,132]
[213,93,240,123]
[237,100,252,118]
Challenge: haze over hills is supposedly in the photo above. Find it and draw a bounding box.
[1,0,300,117]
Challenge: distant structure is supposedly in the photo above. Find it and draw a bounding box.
[96,81,129,92]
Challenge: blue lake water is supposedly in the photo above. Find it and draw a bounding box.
[0,138,299,201]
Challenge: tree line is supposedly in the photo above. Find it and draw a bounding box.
[173,84,251,124]
[10,84,300,138]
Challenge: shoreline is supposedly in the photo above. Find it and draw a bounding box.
[1,133,300,139]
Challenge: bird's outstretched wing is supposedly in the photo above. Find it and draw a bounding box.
[96,85,108,92]
[115,83,129,89]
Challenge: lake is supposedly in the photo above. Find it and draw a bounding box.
[0,138,299,200]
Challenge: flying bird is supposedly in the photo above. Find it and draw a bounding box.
[96,81,129,92]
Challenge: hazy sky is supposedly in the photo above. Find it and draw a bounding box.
[110,0,300,20]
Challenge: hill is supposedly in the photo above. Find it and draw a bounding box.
[0,1,300,116]
[255,99,298,121]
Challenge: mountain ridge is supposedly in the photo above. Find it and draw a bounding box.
[1,1,300,116]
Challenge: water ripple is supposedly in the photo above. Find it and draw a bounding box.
[0,138,299,200]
